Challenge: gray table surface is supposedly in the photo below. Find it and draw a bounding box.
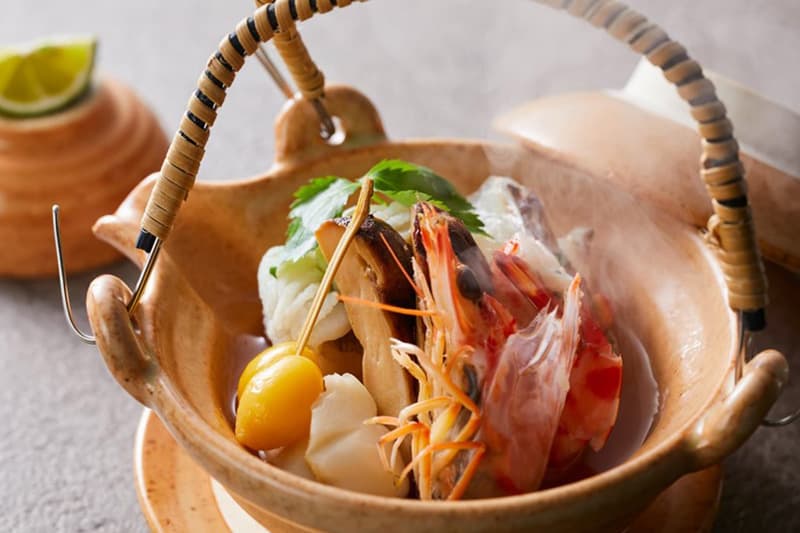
[1,1,798,531]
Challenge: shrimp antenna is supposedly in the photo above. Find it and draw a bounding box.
[337,295,435,317]
[379,232,423,298]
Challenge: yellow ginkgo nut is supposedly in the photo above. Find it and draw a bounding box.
[235,355,324,451]
[237,341,319,400]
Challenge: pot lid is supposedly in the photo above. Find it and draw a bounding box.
[494,60,800,272]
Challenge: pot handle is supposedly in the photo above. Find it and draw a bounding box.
[132,0,767,332]
[86,274,159,407]
[684,349,788,470]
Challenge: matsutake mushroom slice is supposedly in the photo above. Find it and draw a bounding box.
[316,331,364,380]
[315,215,415,417]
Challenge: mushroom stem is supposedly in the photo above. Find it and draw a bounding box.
[295,178,374,356]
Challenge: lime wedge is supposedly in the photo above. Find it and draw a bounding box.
[0,36,97,117]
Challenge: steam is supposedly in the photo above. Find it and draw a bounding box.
[468,142,734,468]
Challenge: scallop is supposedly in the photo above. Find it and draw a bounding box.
[305,374,409,497]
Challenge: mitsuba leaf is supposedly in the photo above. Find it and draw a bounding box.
[269,160,487,276]
[268,177,357,275]
[292,176,341,208]
[366,159,486,234]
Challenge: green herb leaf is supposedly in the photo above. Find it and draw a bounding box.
[268,177,358,275]
[292,176,340,208]
[268,160,488,276]
[366,159,486,234]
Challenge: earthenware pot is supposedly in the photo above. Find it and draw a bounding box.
[81,1,789,531]
[0,77,167,277]
[86,84,786,531]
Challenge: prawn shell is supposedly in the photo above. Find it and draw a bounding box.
[478,276,583,495]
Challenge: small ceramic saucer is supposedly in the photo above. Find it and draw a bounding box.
[134,410,721,532]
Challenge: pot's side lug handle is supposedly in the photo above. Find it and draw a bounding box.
[685,349,788,470]
[273,84,387,166]
[86,274,159,407]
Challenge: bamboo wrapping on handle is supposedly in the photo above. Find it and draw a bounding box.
[138,0,767,324]
[545,0,767,319]
[255,0,326,101]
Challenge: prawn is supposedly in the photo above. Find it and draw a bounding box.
[371,200,621,498]
[373,203,593,499]
[493,248,623,475]
[478,274,583,495]
[372,203,514,500]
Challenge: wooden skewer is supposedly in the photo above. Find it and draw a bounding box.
[294,178,374,356]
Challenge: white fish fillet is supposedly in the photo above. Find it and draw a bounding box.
[470,176,574,293]
[257,246,351,348]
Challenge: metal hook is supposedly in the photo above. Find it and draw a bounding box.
[52,205,96,345]
[126,237,162,316]
[762,409,800,427]
[255,45,293,99]
[740,320,800,427]
[52,205,162,344]
[254,44,336,140]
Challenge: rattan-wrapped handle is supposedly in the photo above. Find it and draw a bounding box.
[137,0,767,328]
[255,0,325,102]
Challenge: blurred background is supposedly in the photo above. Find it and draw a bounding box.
[1,0,797,531]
